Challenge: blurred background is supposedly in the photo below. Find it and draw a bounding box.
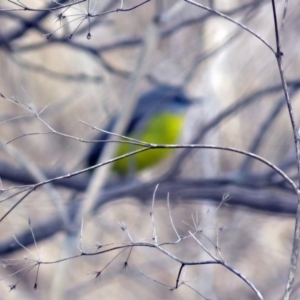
[0,0,300,299]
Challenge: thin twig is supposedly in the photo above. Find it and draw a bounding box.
[270,1,300,298]
[151,184,159,244]
[167,193,180,240]
[184,0,274,54]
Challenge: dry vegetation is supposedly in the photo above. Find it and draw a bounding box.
[0,0,300,299]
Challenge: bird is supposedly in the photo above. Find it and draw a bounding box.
[86,84,193,175]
